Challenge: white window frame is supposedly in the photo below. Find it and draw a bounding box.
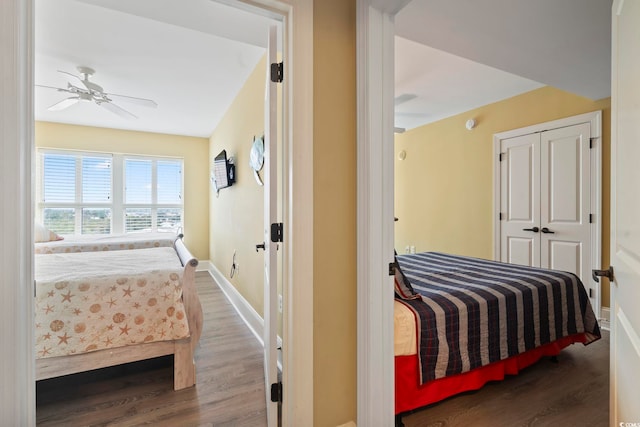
[37,149,184,235]
[37,149,114,235]
[121,154,184,234]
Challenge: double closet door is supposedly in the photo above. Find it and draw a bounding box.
[498,122,593,289]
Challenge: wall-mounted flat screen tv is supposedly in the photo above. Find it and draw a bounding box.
[211,149,235,192]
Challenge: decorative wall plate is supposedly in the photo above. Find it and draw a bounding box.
[250,135,265,186]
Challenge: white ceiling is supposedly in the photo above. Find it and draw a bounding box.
[35,0,273,138]
[35,0,612,136]
[395,37,544,130]
[395,0,612,130]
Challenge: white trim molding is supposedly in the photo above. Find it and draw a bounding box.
[600,307,611,331]
[220,1,315,424]
[195,260,213,273]
[1,0,35,423]
[356,1,396,425]
[208,264,283,370]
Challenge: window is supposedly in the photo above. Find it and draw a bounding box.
[37,150,183,235]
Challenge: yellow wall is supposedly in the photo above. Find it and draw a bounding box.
[314,0,357,425]
[210,4,359,422]
[394,86,611,307]
[34,121,210,260]
[209,56,267,318]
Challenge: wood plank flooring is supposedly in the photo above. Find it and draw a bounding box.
[38,271,610,426]
[401,330,610,427]
[36,271,268,426]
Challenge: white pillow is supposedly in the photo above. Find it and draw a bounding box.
[34,222,64,243]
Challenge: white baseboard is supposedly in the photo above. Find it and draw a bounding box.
[196,260,213,273]
[600,307,610,331]
[207,263,283,370]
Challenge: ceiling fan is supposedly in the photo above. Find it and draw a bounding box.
[394,93,432,132]
[36,66,157,119]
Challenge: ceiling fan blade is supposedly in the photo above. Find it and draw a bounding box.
[48,97,80,111]
[57,70,84,85]
[105,93,158,108]
[99,101,137,120]
[395,93,418,106]
[57,70,103,93]
[35,84,73,94]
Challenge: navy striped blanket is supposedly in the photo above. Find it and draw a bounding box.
[395,252,601,384]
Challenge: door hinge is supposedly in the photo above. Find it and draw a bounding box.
[270,382,283,403]
[270,222,283,243]
[499,152,505,162]
[590,137,597,149]
[499,212,503,221]
[270,62,283,83]
[589,213,593,223]
[589,288,593,298]
[389,262,398,276]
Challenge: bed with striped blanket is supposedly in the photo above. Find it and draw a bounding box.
[394,252,601,414]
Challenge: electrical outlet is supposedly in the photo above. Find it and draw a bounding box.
[410,245,416,254]
[278,294,283,313]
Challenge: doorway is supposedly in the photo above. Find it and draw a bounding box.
[1,0,314,424]
[356,1,611,425]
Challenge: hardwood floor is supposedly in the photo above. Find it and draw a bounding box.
[36,271,267,426]
[401,330,610,427]
[37,271,609,426]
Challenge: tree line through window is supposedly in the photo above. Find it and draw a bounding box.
[38,150,183,235]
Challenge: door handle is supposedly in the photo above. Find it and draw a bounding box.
[256,242,265,252]
[541,227,555,234]
[522,227,539,232]
[592,266,614,283]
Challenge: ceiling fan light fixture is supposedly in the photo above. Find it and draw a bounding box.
[36,66,157,119]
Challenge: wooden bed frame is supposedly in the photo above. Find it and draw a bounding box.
[35,237,204,391]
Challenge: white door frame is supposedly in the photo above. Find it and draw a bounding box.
[492,111,602,318]
[263,23,279,427]
[356,0,410,424]
[1,0,314,424]
[1,0,36,424]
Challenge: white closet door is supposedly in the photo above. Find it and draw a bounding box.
[500,133,540,267]
[540,123,591,284]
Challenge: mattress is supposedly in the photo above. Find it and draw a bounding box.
[394,300,417,356]
[35,232,176,254]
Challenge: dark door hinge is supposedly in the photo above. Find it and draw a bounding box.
[270,222,283,243]
[499,152,504,162]
[389,261,399,276]
[590,137,597,149]
[589,213,593,223]
[499,212,503,221]
[270,382,283,403]
[270,62,283,83]
[389,262,398,276]
[589,288,593,298]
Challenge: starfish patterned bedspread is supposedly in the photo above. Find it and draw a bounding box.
[35,247,190,359]
[35,232,175,254]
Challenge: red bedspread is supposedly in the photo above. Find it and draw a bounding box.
[395,333,589,414]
